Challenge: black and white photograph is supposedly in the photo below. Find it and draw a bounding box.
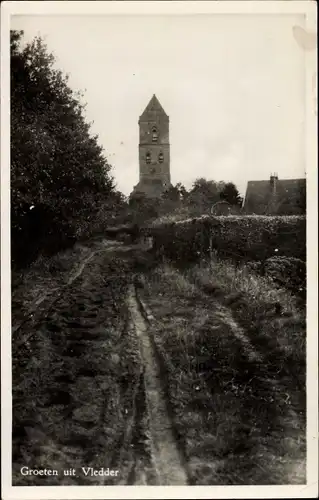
[1,1,318,499]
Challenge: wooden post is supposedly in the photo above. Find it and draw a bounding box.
[209,233,213,262]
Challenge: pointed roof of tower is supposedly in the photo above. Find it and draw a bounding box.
[139,94,168,121]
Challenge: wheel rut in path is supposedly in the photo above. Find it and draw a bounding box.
[12,241,122,344]
[127,284,189,486]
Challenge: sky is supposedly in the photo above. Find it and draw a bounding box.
[11,13,306,197]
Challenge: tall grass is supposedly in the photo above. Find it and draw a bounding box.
[188,258,306,396]
[140,258,306,484]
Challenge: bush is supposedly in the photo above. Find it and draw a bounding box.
[11,203,76,268]
[150,215,306,266]
[264,256,306,293]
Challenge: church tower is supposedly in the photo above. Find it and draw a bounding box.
[131,95,171,199]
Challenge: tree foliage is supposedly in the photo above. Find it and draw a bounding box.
[161,185,180,203]
[186,178,225,215]
[175,182,188,201]
[11,31,119,268]
[129,192,160,222]
[219,182,243,206]
[129,183,189,222]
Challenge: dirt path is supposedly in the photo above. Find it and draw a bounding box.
[12,240,306,485]
[13,241,190,486]
[127,285,189,485]
[12,240,123,345]
[12,246,140,486]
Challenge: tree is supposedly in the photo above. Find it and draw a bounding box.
[219,182,243,206]
[175,182,188,201]
[11,31,117,267]
[161,185,180,203]
[129,193,159,222]
[187,178,222,214]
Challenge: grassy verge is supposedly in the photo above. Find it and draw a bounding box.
[188,258,306,401]
[140,259,306,485]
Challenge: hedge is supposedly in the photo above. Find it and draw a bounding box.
[147,215,306,264]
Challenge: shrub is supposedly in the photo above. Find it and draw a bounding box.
[150,215,306,266]
[264,256,306,293]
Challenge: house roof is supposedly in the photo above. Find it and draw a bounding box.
[244,178,306,214]
[139,95,168,121]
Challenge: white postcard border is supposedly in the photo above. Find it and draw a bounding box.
[1,2,317,499]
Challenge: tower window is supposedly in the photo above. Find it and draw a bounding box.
[158,152,164,163]
[146,152,151,164]
[152,127,158,142]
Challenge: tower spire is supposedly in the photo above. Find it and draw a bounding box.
[139,95,168,122]
[131,96,171,199]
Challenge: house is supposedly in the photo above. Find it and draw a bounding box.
[243,174,306,215]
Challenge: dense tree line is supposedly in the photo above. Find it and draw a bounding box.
[11,31,124,269]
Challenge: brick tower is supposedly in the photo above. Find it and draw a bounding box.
[131,95,171,199]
